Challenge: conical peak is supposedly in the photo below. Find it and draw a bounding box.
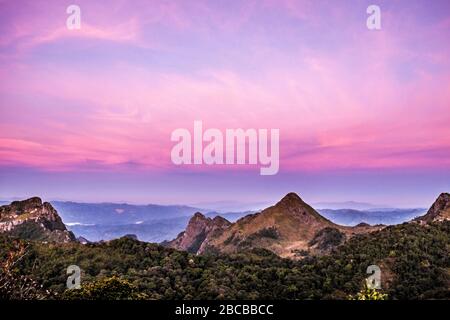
[276,192,304,207]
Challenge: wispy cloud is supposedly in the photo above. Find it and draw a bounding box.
[1,0,450,203]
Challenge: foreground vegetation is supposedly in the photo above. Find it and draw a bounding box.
[1,221,449,300]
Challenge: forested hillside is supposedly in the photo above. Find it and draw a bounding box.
[1,220,448,300]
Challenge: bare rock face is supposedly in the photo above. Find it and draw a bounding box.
[0,197,76,243]
[415,193,450,223]
[166,212,231,254]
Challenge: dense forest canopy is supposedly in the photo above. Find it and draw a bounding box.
[1,220,449,300]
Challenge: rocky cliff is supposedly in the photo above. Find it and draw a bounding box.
[414,193,450,223]
[165,212,231,253]
[0,197,75,242]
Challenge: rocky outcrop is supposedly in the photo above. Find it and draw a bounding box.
[414,193,450,223]
[166,212,231,254]
[0,197,76,242]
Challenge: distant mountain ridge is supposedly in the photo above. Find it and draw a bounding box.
[49,201,251,242]
[27,199,428,242]
[167,192,449,258]
[313,200,386,210]
[318,208,426,226]
[1,193,447,248]
[51,201,203,225]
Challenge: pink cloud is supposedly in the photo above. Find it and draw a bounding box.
[29,19,141,47]
[1,0,449,174]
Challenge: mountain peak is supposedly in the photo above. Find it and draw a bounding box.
[192,212,207,220]
[166,212,231,254]
[166,192,390,258]
[437,192,450,202]
[416,192,450,223]
[276,192,304,207]
[212,216,230,224]
[9,197,43,210]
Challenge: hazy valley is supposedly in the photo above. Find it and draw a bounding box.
[0,198,426,243]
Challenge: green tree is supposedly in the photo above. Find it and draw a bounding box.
[349,285,388,300]
[62,276,148,300]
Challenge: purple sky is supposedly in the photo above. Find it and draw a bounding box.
[0,0,449,208]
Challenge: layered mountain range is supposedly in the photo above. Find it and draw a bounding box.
[0,192,448,259]
[166,192,450,258]
[165,193,384,257]
[50,201,252,243]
